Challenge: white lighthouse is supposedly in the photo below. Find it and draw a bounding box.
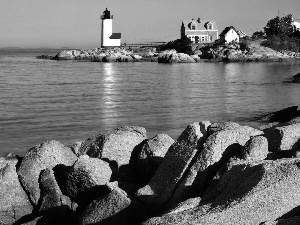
[100,8,121,47]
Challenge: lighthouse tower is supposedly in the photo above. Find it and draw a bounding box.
[100,8,121,47]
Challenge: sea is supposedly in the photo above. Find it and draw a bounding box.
[0,48,300,156]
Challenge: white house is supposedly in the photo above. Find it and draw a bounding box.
[292,20,300,31]
[100,8,121,47]
[181,18,218,43]
[220,26,240,43]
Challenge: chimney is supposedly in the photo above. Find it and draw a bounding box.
[197,18,201,23]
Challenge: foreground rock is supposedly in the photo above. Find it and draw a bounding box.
[79,184,147,225]
[135,122,208,211]
[17,140,77,206]
[78,126,147,170]
[2,117,300,224]
[142,159,300,225]
[136,133,174,183]
[0,157,33,224]
[39,168,72,216]
[165,124,263,209]
[65,155,112,206]
[265,123,300,151]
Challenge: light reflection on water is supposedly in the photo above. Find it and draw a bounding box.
[0,49,300,156]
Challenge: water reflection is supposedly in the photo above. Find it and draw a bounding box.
[101,63,119,128]
[221,64,242,115]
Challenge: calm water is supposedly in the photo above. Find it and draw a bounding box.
[0,48,300,156]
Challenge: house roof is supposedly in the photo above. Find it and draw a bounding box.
[110,33,121,39]
[220,26,237,37]
[182,19,218,31]
[237,30,247,37]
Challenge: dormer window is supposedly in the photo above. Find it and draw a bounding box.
[192,25,196,30]
[206,22,213,30]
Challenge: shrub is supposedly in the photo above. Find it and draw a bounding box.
[239,41,250,51]
[158,36,193,54]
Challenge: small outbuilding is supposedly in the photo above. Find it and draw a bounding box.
[220,26,239,43]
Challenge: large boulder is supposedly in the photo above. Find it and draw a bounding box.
[142,159,300,225]
[78,183,147,225]
[157,49,176,63]
[176,53,196,63]
[158,50,195,63]
[17,140,77,206]
[257,106,299,123]
[78,126,147,169]
[168,125,263,204]
[65,155,112,202]
[241,135,269,160]
[135,122,208,211]
[55,50,81,60]
[292,72,300,83]
[137,133,174,182]
[283,116,300,126]
[39,168,71,212]
[0,157,33,224]
[264,123,300,151]
[208,122,242,135]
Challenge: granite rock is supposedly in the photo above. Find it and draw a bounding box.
[79,184,147,225]
[142,159,300,225]
[137,133,174,182]
[0,157,33,224]
[17,140,77,206]
[65,155,112,201]
[241,135,269,160]
[135,122,207,211]
[264,123,300,151]
[78,126,147,169]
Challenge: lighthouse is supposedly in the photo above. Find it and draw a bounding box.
[100,8,121,47]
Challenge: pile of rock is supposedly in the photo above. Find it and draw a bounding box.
[50,47,158,62]
[1,114,300,224]
[198,41,300,62]
[158,50,197,63]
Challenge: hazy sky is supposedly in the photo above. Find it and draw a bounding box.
[0,0,299,48]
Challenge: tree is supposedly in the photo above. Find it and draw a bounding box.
[264,14,295,37]
[252,31,265,39]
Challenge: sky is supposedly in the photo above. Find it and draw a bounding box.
[0,0,299,48]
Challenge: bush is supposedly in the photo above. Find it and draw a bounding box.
[239,41,250,51]
[158,36,193,54]
[261,35,300,52]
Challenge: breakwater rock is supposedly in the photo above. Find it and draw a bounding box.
[51,47,158,62]
[2,117,300,224]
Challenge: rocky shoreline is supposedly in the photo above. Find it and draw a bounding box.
[1,107,300,225]
[37,40,300,63]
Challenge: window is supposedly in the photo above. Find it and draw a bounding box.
[209,36,213,41]
[201,36,205,42]
[192,25,196,30]
[195,36,199,43]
